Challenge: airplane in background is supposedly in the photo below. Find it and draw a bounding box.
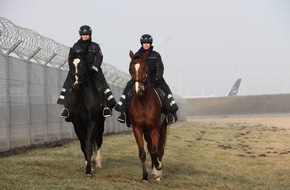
[183,78,242,98]
[227,78,242,96]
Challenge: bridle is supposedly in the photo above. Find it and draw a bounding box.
[131,62,149,86]
[132,73,148,84]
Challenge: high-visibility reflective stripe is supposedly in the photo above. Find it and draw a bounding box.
[104,89,111,94]
[107,95,114,101]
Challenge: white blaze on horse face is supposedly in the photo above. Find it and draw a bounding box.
[73,58,80,85]
[134,63,141,92]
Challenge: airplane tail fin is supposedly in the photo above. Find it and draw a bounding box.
[227,78,242,96]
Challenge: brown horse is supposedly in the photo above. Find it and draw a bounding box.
[129,50,168,182]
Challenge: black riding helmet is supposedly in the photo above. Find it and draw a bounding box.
[140,34,153,44]
[79,25,92,35]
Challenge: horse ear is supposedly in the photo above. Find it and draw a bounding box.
[129,50,134,59]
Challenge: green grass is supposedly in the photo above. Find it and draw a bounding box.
[0,120,290,190]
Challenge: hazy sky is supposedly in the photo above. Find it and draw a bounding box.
[1,0,290,97]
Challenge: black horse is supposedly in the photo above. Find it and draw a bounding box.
[66,48,105,176]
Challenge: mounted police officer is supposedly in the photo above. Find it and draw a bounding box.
[115,34,178,125]
[57,25,116,119]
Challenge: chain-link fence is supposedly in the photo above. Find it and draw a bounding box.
[0,17,131,153]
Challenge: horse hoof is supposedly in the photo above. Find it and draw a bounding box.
[96,161,102,168]
[86,174,92,178]
[142,175,149,183]
[152,167,163,181]
[155,177,162,182]
[142,179,149,183]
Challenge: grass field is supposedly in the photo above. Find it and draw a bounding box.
[0,115,290,190]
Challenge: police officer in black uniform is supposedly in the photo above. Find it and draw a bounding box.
[115,34,178,124]
[57,25,116,118]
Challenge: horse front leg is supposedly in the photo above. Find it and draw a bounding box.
[133,127,148,182]
[92,120,105,168]
[73,124,88,163]
[85,122,95,176]
[144,132,153,168]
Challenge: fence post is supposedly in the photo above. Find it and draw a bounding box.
[5,55,11,150]
[27,60,31,146]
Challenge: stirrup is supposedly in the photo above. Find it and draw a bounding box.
[117,112,126,123]
[60,108,69,118]
[166,113,176,124]
[103,107,112,118]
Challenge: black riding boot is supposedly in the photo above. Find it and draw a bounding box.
[115,94,127,123]
[103,88,117,117]
[57,75,71,119]
[115,80,133,124]
[165,94,179,124]
[60,107,69,118]
[95,71,117,118]
[117,112,126,123]
[57,88,70,119]
[166,112,178,124]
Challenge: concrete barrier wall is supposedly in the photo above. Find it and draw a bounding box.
[185,94,290,117]
[175,95,187,121]
[0,54,130,153]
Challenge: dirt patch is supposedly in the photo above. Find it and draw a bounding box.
[187,114,290,158]
[188,114,290,128]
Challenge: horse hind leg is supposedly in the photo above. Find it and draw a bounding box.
[91,147,102,168]
[139,149,149,182]
[152,121,167,181]
[85,123,97,176]
[91,141,102,170]
[152,166,163,182]
[144,132,153,168]
[158,121,168,162]
[93,121,104,168]
[85,143,93,176]
[150,129,163,171]
[144,132,162,181]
